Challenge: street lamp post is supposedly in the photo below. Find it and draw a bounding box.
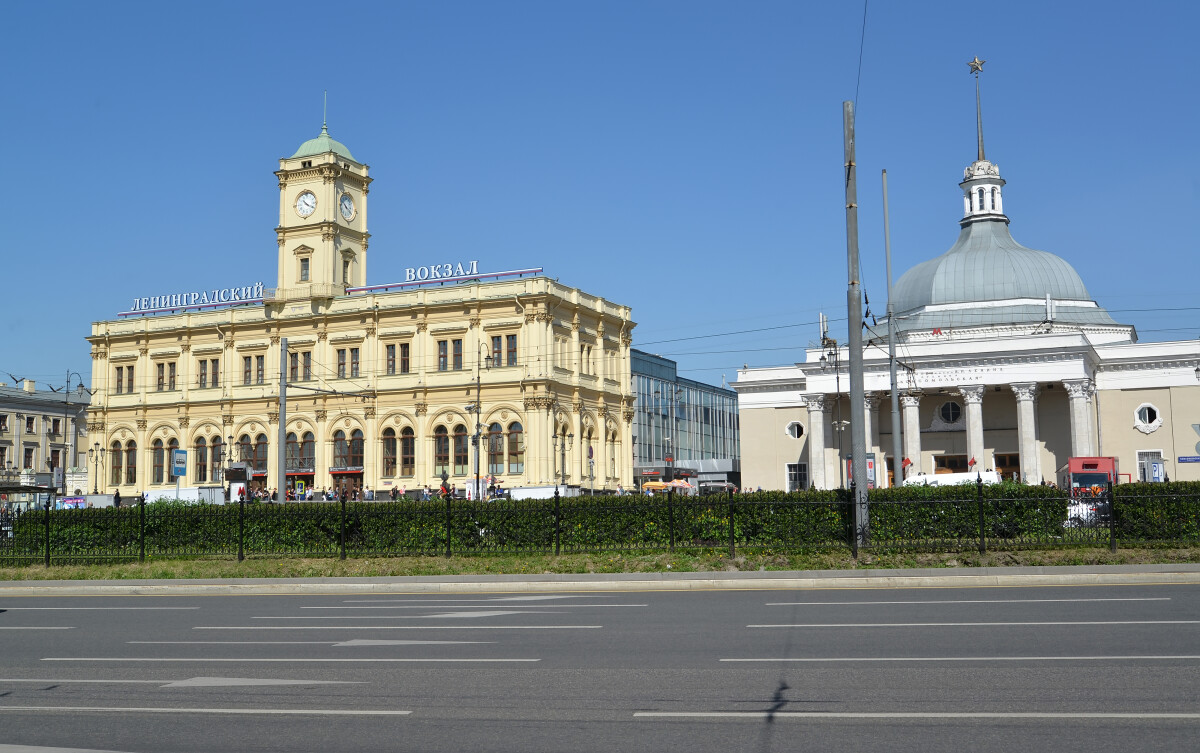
[88,442,104,495]
[50,370,88,497]
[470,344,492,502]
[820,341,847,488]
[552,430,573,495]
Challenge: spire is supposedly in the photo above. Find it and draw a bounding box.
[968,56,986,161]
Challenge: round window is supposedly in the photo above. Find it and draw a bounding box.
[940,401,962,423]
[786,421,804,439]
[1137,405,1157,424]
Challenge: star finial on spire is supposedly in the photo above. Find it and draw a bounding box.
[968,57,987,161]
[968,56,986,74]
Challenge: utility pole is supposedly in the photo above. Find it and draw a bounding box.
[844,100,869,547]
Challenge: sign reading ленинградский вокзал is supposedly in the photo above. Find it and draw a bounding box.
[127,283,266,314]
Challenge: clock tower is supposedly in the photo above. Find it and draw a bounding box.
[272,123,371,309]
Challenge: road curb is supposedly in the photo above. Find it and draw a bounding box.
[3,567,1200,596]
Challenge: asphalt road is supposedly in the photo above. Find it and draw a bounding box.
[1,576,1198,752]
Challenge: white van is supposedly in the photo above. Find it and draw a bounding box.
[903,470,1002,487]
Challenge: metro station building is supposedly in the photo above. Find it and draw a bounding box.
[734,80,1200,490]
[86,127,636,498]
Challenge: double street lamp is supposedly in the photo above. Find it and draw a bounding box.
[552,430,573,496]
[88,442,105,494]
[468,344,492,502]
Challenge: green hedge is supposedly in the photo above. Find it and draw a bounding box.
[5,482,1200,563]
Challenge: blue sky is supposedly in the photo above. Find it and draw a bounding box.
[3,0,1197,392]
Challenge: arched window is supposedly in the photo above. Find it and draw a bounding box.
[977,188,985,210]
[301,432,315,467]
[507,422,524,474]
[333,430,348,467]
[254,434,268,472]
[608,429,618,478]
[125,441,137,486]
[110,440,122,485]
[196,437,208,483]
[487,422,504,475]
[238,434,253,466]
[350,429,364,467]
[990,187,997,210]
[453,425,469,475]
[210,436,224,482]
[400,428,415,476]
[167,438,179,483]
[433,426,449,475]
[382,428,397,477]
[153,439,165,484]
[286,432,299,472]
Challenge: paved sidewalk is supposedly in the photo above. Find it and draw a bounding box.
[2,563,1200,596]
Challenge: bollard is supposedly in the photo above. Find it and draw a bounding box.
[977,476,986,555]
[340,494,348,560]
[553,488,561,556]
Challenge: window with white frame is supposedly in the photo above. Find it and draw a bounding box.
[786,463,808,492]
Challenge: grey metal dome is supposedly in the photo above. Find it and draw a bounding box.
[889,219,1117,332]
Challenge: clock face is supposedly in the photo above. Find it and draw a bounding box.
[295,191,317,218]
[339,193,355,220]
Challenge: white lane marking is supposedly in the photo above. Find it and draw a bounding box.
[44,658,538,663]
[344,596,591,603]
[0,705,410,716]
[305,604,644,609]
[159,677,363,687]
[749,620,1200,628]
[634,711,1200,720]
[194,625,599,630]
[0,678,164,684]
[766,598,1172,606]
[720,655,1200,663]
[255,611,554,619]
[0,627,74,630]
[130,640,491,646]
[0,607,200,610]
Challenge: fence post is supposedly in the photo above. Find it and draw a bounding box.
[977,476,986,555]
[848,484,858,559]
[1108,481,1117,553]
[667,489,675,552]
[445,494,452,558]
[237,495,245,562]
[553,488,561,556]
[43,501,50,568]
[339,494,348,560]
[136,496,145,563]
[728,493,736,559]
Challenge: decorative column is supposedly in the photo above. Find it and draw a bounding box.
[959,385,986,471]
[1063,379,1095,457]
[1010,383,1040,483]
[863,391,880,459]
[901,394,922,478]
[803,395,827,490]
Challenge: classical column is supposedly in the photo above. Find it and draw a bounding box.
[959,385,986,470]
[1010,383,1040,483]
[901,393,922,478]
[862,392,879,454]
[1063,379,1095,457]
[804,395,827,490]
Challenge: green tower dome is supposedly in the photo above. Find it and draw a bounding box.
[290,124,355,161]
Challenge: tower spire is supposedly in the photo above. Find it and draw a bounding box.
[323,90,328,129]
[968,56,986,161]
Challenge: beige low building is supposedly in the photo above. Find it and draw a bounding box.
[86,125,635,498]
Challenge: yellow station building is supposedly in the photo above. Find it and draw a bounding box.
[87,125,636,499]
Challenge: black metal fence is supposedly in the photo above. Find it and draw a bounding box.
[2,484,1198,566]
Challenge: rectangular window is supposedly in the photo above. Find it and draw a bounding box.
[168,363,176,390]
[350,347,360,377]
[24,447,34,469]
[210,359,220,387]
[337,349,346,378]
[127,366,134,394]
[289,352,299,382]
[302,352,311,381]
[243,356,252,385]
[343,259,350,283]
[786,463,808,492]
[51,449,61,469]
[386,344,396,375]
[492,336,502,368]
[26,416,34,433]
[157,363,165,392]
[438,340,448,371]
[115,366,124,394]
[1138,450,1165,482]
[199,360,208,388]
[51,418,61,435]
[507,334,517,366]
[299,257,310,282]
[0,446,6,467]
[400,343,410,374]
[256,356,265,384]
[453,339,463,370]
[0,414,6,431]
